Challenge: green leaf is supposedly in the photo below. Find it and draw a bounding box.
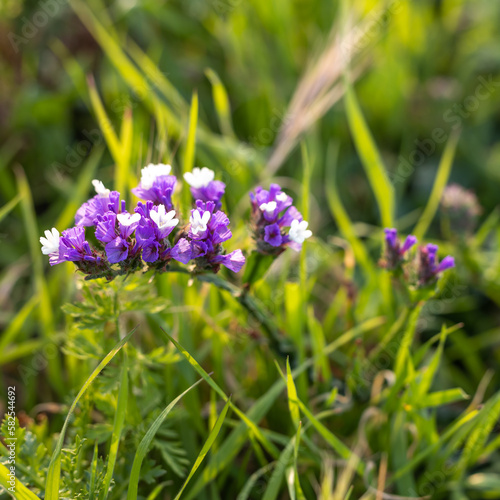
[415,388,469,409]
[127,378,204,500]
[45,326,137,500]
[173,400,230,500]
[0,463,40,499]
[413,130,460,240]
[344,83,394,228]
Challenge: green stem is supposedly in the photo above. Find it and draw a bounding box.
[100,292,129,500]
[197,274,296,361]
[167,267,295,360]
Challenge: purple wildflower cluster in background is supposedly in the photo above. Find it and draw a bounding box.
[40,165,244,280]
[40,166,310,281]
[250,183,312,255]
[381,228,455,286]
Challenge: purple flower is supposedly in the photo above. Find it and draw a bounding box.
[184,167,225,209]
[250,184,311,254]
[212,249,246,273]
[164,238,193,264]
[187,201,244,273]
[105,237,129,264]
[116,212,141,238]
[132,202,190,265]
[59,227,98,263]
[75,180,124,227]
[132,164,176,209]
[264,223,282,247]
[149,204,179,238]
[95,213,118,244]
[417,243,455,284]
[382,228,417,269]
[188,201,232,244]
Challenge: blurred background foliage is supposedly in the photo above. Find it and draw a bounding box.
[2,0,500,498]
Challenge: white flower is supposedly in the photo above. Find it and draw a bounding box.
[140,163,172,189]
[289,219,312,244]
[117,213,141,226]
[276,192,288,202]
[259,201,277,215]
[184,167,215,189]
[190,210,211,234]
[92,179,110,198]
[150,205,179,230]
[40,228,60,255]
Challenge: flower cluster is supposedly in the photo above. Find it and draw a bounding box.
[380,228,455,287]
[41,167,312,281]
[249,183,312,255]
[40,165,244,280]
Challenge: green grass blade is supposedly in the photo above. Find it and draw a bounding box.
[415,324,455,399]
[286,357,300,429]
[0,294,39,352]
[292,423,306,500]
[173,400,230,500]
[55,146,104,231]
[413,130,460,240]
[415,388,469,409]
[389,409,479,485]
[325,142,374,277]
[390,411,416,494]
[45,326,137,500]
[182,90,198,210]
[185,317,384,499]
[296,398,364,475]
[0,193,22,224]
[146,482,169,500]
[0,339,49,365]
[205,68,235,138]
[16,167,64,396]
[100,352,129,500]
[117,107,133,201]
[161,329,280,459]
[89,442,99,500]
[344,83,394,228]
[236,463,276,500]
[126,378,204,500]
[454,391,500,481]
[87,76,121,169]
[0,463,40,499]
[262,438,295,500]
